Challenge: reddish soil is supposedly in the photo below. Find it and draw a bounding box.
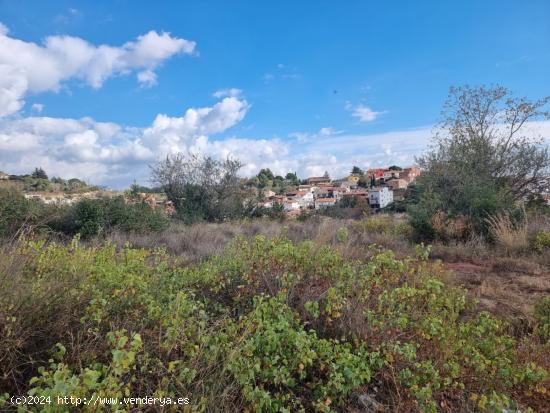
[445,260,550,322]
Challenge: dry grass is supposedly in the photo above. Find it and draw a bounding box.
[486,211,529,254]
[103,216,417,263]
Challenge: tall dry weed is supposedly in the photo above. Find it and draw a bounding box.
[486,211,528,254]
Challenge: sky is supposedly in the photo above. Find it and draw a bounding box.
[0,0,549,188]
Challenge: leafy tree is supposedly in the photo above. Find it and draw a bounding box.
[388,165,402,171]
[412,85,550,237]
[351,166,364,175]
[285,172,300,186]
[150,153,246,223]
[256,168,274,188]
[31,167,48,180]
[67,178,87,192]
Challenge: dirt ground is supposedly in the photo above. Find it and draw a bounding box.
[446,259,550,326]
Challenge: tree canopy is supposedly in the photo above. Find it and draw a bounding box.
[411,85,550,238]
[150,153,246,223]
[31,167,48,180]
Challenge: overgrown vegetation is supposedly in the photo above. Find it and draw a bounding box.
[1,235,548,412]
[410,85,550,242]
[0,189,168,239]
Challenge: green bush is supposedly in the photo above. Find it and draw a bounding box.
[0,188,52,237]
[533,230,550,253]
[1,236,548,412]
[534,296,550,342]
[50,196,169,238]
[228,295,373,411]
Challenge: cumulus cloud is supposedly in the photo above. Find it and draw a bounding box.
[0,23,196,116]
[0,96,251,187]
[346,102,385,123]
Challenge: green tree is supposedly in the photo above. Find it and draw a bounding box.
[412,85,550,238]
[150,153,246,223]
[351,166,364,175]
[285,172,300,186]
[31,167,48,180]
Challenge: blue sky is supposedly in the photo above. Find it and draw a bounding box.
[0,0,549,187]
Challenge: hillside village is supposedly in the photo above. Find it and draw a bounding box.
[255,166,421,216]
[1,166,421,217]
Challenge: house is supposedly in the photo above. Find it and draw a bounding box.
[283,200,300,211]
[401,166,421,183]
[368,187,393,209]
[326,186,345,199]
[263,189,276,198]
[307,176,331,185]
[0,171,9,180]
[298,185,315,193]
[366,168,385,179]
[386,179,408,190]
[383,170,400,180]
[315,197,337,209]
[343,189,368,199]
[313,186,330,199]
[294,191,314,208]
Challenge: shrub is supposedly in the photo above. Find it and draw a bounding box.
[50,197,169,238]
[534,296,550,342]
[228,295,373,411]
[335,226,349,243]
[533,230,550,253]
[1,236,548,412]
[0,188,53,238]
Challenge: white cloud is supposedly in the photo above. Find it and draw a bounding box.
[213,88,242,98]
[0,96,250,187]
[31,103,44,113]
[0,23,196,117]
[137,70,157,87]
[289,126,343,142]
[348,103,385,122]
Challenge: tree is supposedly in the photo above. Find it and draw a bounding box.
[351,166,364,175]
[257,168,274,187]
[31,167,48,180]
[150,153,246,223]
[413,85,550,236]
[285,172,299,186]
[388,165,402,171]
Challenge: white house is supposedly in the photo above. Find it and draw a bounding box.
[368,187,393,209]
[295,191,314,208]
[283,200,300,211]
[315,197,337,209]
[298,185,316,193]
